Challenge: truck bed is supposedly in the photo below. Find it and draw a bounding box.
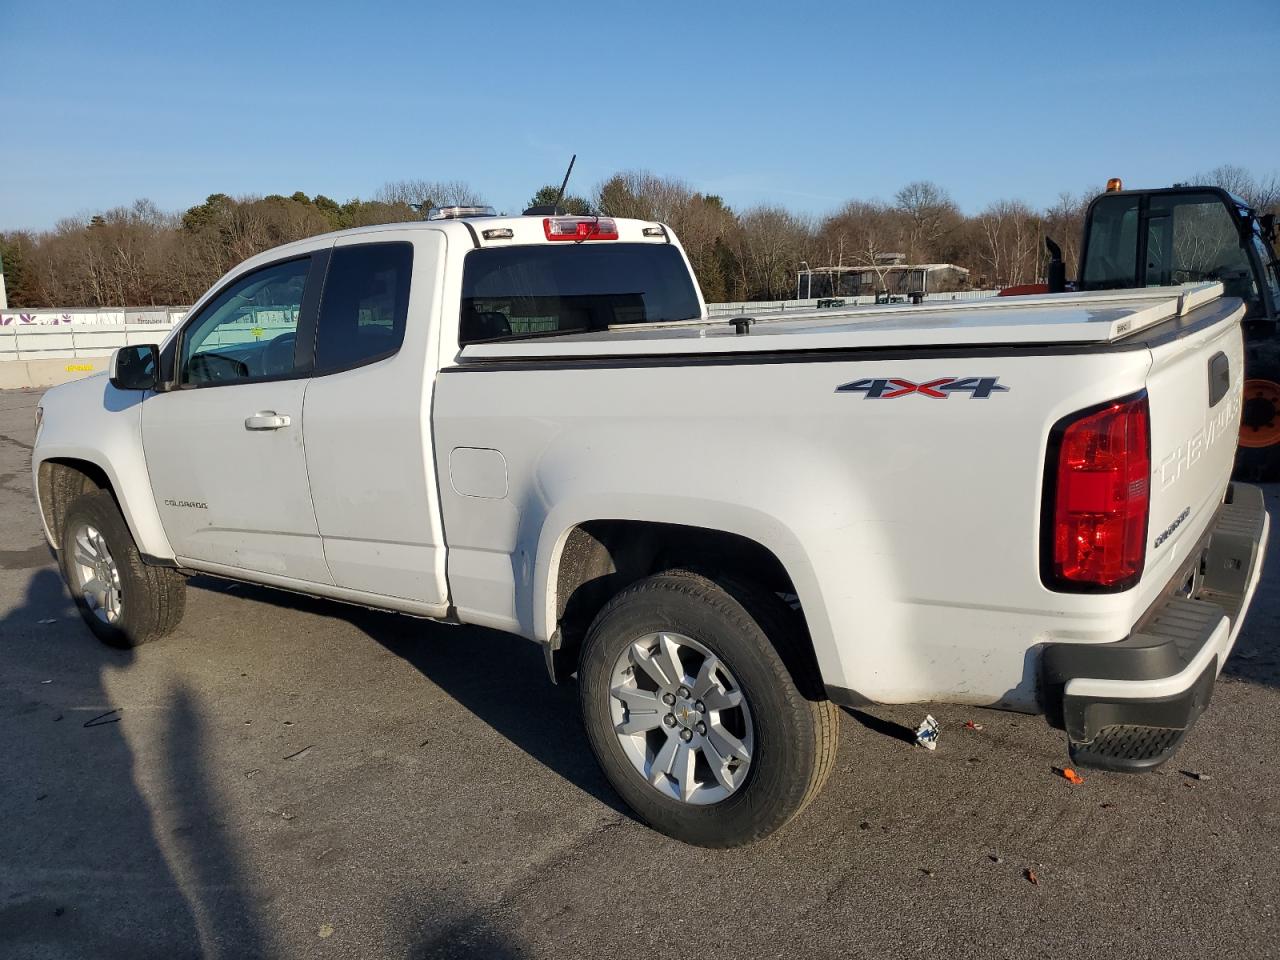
[459,283,1225,360]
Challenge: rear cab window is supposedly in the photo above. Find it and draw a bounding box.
[314,242,414,373]
[459,243,700,344]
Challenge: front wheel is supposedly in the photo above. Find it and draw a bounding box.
[58,490,187,648]
[578,571,838,847]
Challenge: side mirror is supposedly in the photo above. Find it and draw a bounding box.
[110,344,160,391]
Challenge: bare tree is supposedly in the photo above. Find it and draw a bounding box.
[376,179,485,209]
[730,206,817,301]
[1193,164,1280,214]
[8,164,1280,309]
[818,201,909,295]
[894,181,959,263]
[1043,191,1091,278]
[595,171,697,224]
[976,199,1041,287]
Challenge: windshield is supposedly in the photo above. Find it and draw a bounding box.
[459,243,701,344]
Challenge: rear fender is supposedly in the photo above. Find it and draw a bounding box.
[533,495,849,691]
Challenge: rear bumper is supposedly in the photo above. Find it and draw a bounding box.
[1041,482,1270,771]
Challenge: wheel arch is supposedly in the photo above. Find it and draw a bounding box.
[34,452,174,560]
[534,504,842,693]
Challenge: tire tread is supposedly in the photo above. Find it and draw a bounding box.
[60,490,186,648]
[581,569,839,846]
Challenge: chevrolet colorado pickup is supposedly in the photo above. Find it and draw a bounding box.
[31,214,1270,847]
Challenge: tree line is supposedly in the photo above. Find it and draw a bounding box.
[2,165,1275,308]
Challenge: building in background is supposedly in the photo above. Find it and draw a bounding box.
[798,256,970,299]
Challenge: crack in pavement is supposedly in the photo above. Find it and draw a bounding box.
[413,816,631,950]
[0,432,34,453]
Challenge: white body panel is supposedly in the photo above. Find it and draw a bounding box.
[30,217,1253,715]
[433,340,1182,707]
[301,228,450,611]
[142,378,331,583]
[31,373,175,558]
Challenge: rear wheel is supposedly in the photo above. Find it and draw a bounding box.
[58,490,187,648]
[578,571,838,847]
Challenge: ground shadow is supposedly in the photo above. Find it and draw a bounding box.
[1220,486,1280,689]
[396,896,531,960]
[188,576,635,821]
[844,707,919,746]
[0,568,265,959]
[157,685,269,957]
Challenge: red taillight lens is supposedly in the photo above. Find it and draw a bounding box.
[1044,393,1150,591]
[543,217,619,241]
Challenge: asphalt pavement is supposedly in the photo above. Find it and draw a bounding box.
[1,386,1278,959]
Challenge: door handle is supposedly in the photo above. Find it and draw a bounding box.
[244,411,291,431]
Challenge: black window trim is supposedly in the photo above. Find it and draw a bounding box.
[1079,187,1270,321]
[308,240,416,378]
[163,250,329,391]
[457,241,701,346]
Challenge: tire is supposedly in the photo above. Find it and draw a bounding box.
[1236,372,1280,481]
[58,489,187,648]
[578,570,838,847]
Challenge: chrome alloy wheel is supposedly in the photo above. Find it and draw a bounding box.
[69,523,123,625]
[609,632,754,805]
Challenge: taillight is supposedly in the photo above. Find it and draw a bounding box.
[1042,392,1150,592]
[543,217,619,241]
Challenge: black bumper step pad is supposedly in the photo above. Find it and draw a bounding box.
[1069,724,1186,772]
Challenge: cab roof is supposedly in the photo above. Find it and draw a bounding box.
[233,214,671,272]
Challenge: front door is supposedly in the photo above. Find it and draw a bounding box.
[142,253,333,584]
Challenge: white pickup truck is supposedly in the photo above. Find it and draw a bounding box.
[31,213,1270,847]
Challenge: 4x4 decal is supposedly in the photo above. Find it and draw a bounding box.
[836,376,1009,399]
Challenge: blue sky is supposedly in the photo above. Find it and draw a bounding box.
[2,0,1277,230]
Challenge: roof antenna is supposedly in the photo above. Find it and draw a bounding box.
[552,154,577,215]
[525,156,578,216]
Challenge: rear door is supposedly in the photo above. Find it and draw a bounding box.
[301,230,450,611]
[142,251,333,583]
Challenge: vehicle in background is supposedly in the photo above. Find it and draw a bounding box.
[1002,180,1280,479]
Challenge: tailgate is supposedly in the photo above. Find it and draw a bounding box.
[1141,297,1246,591]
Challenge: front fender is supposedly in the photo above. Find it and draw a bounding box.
[32,375,174,559]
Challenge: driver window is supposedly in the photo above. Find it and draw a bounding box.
[180,257,310,386]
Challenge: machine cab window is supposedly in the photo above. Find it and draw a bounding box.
[1144,192,1259,311]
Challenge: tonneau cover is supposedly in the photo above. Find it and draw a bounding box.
[458,283,1226,361]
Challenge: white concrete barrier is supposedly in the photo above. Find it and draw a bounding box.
[0,357,108,390]
[0,323,177,362]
